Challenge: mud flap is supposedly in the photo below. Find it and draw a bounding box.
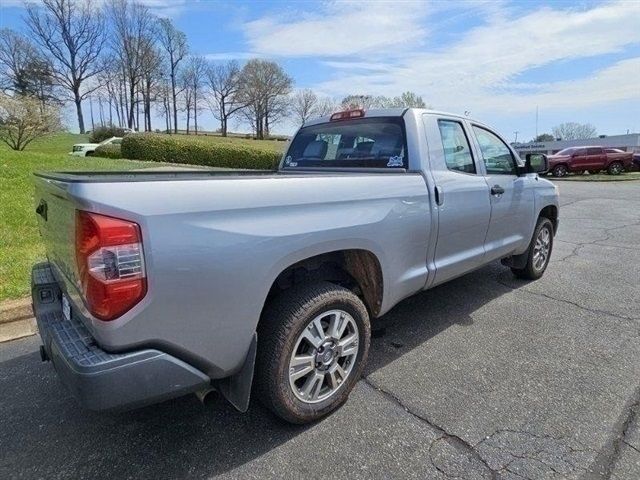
[216,332,257,412]
[501,252,528,269]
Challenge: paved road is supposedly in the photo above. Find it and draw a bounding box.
[1,180,640,479]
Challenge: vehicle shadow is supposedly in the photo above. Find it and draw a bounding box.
[0,263,517,479]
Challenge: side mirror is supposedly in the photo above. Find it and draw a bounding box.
[525,153,548,174]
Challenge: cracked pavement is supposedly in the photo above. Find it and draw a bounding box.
[1,180,639,479]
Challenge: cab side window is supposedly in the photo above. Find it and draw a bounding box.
[472,126,516,175]
[437,120,476,174]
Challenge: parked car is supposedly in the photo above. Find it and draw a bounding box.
[69,136,122,157]
[631,152,640,171]
[32,108,558,424]
[548,146,632,177]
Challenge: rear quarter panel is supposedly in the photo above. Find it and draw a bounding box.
[66,174,432,377]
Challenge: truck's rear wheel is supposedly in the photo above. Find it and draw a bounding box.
[607,162,623,175]
[256,281,370,424]
[511,217,554,280]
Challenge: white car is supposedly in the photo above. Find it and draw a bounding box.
[70,137,122,157]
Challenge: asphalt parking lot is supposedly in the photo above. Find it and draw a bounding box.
[1,180,639,479]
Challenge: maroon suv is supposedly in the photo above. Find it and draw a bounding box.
[548,146,632,177]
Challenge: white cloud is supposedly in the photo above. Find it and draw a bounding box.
[243,0,429,57]
[306,1,640,114]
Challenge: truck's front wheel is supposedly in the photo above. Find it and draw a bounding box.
[256,281,370,424]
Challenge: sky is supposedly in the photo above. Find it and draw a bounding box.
[0,0,639,141]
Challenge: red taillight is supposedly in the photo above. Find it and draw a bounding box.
[330,109,365,121]
[75,211,146,321]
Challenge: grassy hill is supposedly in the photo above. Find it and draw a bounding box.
[0,131,286,301]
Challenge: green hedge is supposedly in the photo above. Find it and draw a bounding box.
[122,133,281,170]
[93,144,122,159]
[89,126,128,143]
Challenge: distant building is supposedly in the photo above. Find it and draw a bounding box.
[513,133,640,157]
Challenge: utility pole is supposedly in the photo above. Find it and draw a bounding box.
[514,131,519,143]
[535,105,539,140]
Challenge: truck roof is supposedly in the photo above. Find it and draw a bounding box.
[304,108,475,127]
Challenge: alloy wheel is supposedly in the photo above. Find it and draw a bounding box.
[533,226,551,271]
[288,309,359,403]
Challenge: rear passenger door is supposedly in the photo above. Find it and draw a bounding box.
[470,125,534,262]
[586,147,605,170]
[571,148,588,171]
[423,115,491,286]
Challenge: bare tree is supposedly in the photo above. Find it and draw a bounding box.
[0,29,37,92]
[180,55,206,134]
[290,90,337,125]
[340,94,389,110]
[552,122,597,141]
[238,59,292,139]
[206,60,245,136]
[533,133,555,142]
[0,29,57,112]
[315,97,337,117]
[156,18,188,134]
[108,0,156,130]
[140,45,162,132]
[0,93,60,150]
[156,72,172,132]
[389,91,427,108]
[25,0,106,133]
[290,89,318,125]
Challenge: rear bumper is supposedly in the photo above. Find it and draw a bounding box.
[32,262,210,411]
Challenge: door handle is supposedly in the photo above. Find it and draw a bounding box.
[490,185,505,195]
[434,185,444,206]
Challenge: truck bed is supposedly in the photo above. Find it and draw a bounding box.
[34,168,406,183]
[33,169,278,183]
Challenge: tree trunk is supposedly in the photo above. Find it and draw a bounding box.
[194,94,198,134]
[128,83,135,129]
[89,97,95,131]
[171,70,178,134]
[74,89,85,134]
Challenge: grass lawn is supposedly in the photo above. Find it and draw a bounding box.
[1,132,286,301]
[0,133,154,301]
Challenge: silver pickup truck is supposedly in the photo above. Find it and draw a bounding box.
[32,108,558,424]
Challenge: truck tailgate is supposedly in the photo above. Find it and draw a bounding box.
[34,176,82,299]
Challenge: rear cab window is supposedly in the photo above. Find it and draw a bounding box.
[283,117,408,170]
[437,120,476,174]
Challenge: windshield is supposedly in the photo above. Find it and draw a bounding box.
[283,117,407,169]
[556,148,575,156]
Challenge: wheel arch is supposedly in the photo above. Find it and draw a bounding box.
[538,204,558,234]
[261,249,384,320]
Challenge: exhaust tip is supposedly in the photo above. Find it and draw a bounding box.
[195,387,218,405]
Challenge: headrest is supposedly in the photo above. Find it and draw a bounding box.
[303,140,328,159]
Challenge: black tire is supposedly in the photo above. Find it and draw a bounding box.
[511,217,554,280]
[85,151,94,157]
[552,164,568,177]
[607,161,623,175]
[255,281,370,424]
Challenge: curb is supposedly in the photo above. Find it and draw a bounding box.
[0,298,38,343]
[0,318,38,343]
